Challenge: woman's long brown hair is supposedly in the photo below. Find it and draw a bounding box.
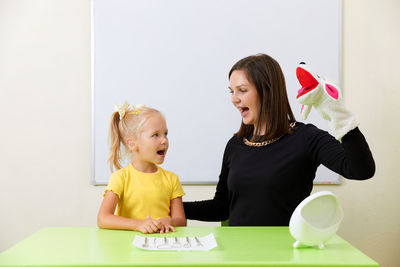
[229,54,296,141]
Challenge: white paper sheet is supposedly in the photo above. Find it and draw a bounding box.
[132,233,217,251]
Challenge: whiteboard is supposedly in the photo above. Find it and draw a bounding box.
[91,0,342,185]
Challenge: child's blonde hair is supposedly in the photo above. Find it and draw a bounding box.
[108,103,161,172]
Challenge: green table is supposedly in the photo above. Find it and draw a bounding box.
[0,227,378,267]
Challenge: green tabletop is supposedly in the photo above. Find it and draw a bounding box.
[0,227,378,267]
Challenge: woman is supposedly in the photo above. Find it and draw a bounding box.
[183,54,375,226]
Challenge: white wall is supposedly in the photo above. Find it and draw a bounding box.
[0,0,399,266]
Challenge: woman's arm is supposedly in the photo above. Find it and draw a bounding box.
[339,127,375,179]
[97,191,161,233]
[307,126,375,180]
[183,177,230,221]
[183,141,232,221]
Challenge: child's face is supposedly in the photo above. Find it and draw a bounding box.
[134,113,169,165]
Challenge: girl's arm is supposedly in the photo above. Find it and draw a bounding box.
[158,196,186,233]
[170,196,186,226]
[97,191,161,233]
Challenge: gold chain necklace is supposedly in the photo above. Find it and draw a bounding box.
[243,122,296,147]
[243,136,282,147]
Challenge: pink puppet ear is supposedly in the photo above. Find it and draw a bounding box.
[325,83,339,99]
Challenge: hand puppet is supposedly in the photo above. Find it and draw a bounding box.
[296,63,358,140]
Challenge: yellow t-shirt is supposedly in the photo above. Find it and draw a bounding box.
[104,164,185,220]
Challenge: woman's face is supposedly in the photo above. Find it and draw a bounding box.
[229,70,259,127]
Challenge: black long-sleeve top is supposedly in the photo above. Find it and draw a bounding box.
[183,123,375,226]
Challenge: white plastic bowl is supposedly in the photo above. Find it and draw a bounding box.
[289,191,344,249]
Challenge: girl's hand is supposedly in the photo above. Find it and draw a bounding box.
[158,217,176,234]
[137,216,161,234]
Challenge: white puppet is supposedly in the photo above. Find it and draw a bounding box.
[296,63,359,140]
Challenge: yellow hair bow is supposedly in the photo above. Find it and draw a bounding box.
[131,104,145,115]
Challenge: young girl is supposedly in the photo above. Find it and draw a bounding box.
[97,102,186,234]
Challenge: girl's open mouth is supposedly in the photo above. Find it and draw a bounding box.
[157,150,166,156]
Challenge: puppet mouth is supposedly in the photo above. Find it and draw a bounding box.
[296,67,319,98]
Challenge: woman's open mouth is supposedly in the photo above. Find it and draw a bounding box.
[240,107,249,117]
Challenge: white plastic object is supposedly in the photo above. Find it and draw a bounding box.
[289,191,344,249]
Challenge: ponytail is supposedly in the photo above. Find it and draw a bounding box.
[108,112,123,172]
